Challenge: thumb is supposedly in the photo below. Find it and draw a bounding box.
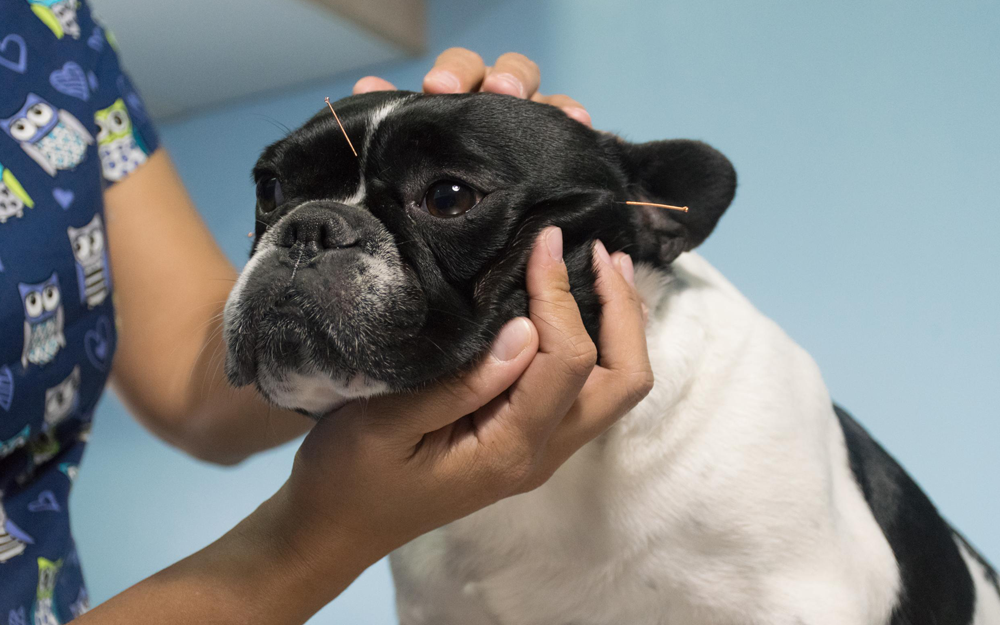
[371,317,539,440]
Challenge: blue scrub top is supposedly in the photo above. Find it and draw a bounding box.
[0,0,159,620]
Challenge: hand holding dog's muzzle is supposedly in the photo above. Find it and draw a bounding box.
[273,227,652,573]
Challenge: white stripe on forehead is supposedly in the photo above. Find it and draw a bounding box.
[333,97,408,207]
[363,99,406,158]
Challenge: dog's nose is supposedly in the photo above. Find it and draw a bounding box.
[278,205,359,251]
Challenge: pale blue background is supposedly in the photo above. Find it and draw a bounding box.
[72,1,999,622]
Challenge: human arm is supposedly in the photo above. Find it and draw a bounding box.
[104,150,315,465]
[75,229,652,624]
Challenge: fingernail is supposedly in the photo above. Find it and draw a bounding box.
[486,72,525,98]
[594,240,612,267]
[546,227,563,262]
[563,107,592,127]
[491,318,532,361]
[619,254,635,287]
[425,69,461,93]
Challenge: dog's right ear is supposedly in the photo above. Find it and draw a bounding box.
[615,138,737,266]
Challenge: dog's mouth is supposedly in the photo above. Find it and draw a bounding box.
[223,217,430,417]
[225,275,400,417]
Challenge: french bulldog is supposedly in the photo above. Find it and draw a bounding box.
[223,90,1000,625]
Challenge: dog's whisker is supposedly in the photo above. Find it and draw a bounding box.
[198,326,228,385]
[423,337,448,357]
[250,114,291,135]
[263,403,275,446]
[425,307,477,324]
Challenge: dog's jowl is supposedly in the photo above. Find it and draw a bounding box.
[223,91,1000,625]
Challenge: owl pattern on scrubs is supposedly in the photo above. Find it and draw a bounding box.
[0,0,159,620]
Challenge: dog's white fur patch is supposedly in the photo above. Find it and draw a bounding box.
[364,100,404,157]
[341,178,367,207]
[390,252,904,625]
[261,367,388,416]
[334,98,407,208]
[223,244,275,346]
[957,538,1000,624]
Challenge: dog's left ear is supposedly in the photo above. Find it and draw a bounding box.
[616,138,737,265]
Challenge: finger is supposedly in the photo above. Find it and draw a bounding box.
[523,227,596,378]
[540,244,653,463]
[478,228,597,450]
[593,247,650,374]
[482,52,541,99]
[372,317,538,439]
[532,93,592,127]
[353,76,397,94]
[424,48,486,94]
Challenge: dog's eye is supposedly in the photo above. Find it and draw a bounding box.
[423,181,479,218]
[256,177,284,213]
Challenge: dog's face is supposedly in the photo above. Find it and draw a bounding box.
[224,91,736,416]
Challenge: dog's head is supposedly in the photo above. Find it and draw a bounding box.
[223,91,736,416]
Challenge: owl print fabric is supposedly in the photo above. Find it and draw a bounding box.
[0,0,158,619]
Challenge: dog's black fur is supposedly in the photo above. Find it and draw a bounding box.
[228,91,735,394]
[836,406,999,625]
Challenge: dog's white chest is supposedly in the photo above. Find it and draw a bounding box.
[390,254,902,625]
[392,445,687,624]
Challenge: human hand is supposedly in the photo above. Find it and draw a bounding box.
[353,48,593,127]
[275,227,652,569]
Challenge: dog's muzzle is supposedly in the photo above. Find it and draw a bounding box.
[222,202,425,415]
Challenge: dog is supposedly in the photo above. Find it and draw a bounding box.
[223,90,1000,625]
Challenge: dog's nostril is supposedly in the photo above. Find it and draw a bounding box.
[279,211,359,250]
[280,223,298,248]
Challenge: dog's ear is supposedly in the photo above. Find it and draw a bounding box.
[616,138,737,265]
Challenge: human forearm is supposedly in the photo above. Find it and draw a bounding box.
[74,487,372,625]
[105,149,311,463]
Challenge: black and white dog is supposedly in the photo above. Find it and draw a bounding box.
[223,90,999,625]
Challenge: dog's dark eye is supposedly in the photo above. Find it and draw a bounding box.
[423,181,479,218]
[256,177,284,213]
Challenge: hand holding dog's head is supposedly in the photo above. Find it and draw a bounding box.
[223,91,736,416]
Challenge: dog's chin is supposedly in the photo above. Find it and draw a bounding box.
[225,305,391,417]
[257,364,389,419]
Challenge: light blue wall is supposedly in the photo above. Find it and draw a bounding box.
[72,1,999,622]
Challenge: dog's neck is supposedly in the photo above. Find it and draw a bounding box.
[607,252,831,467]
